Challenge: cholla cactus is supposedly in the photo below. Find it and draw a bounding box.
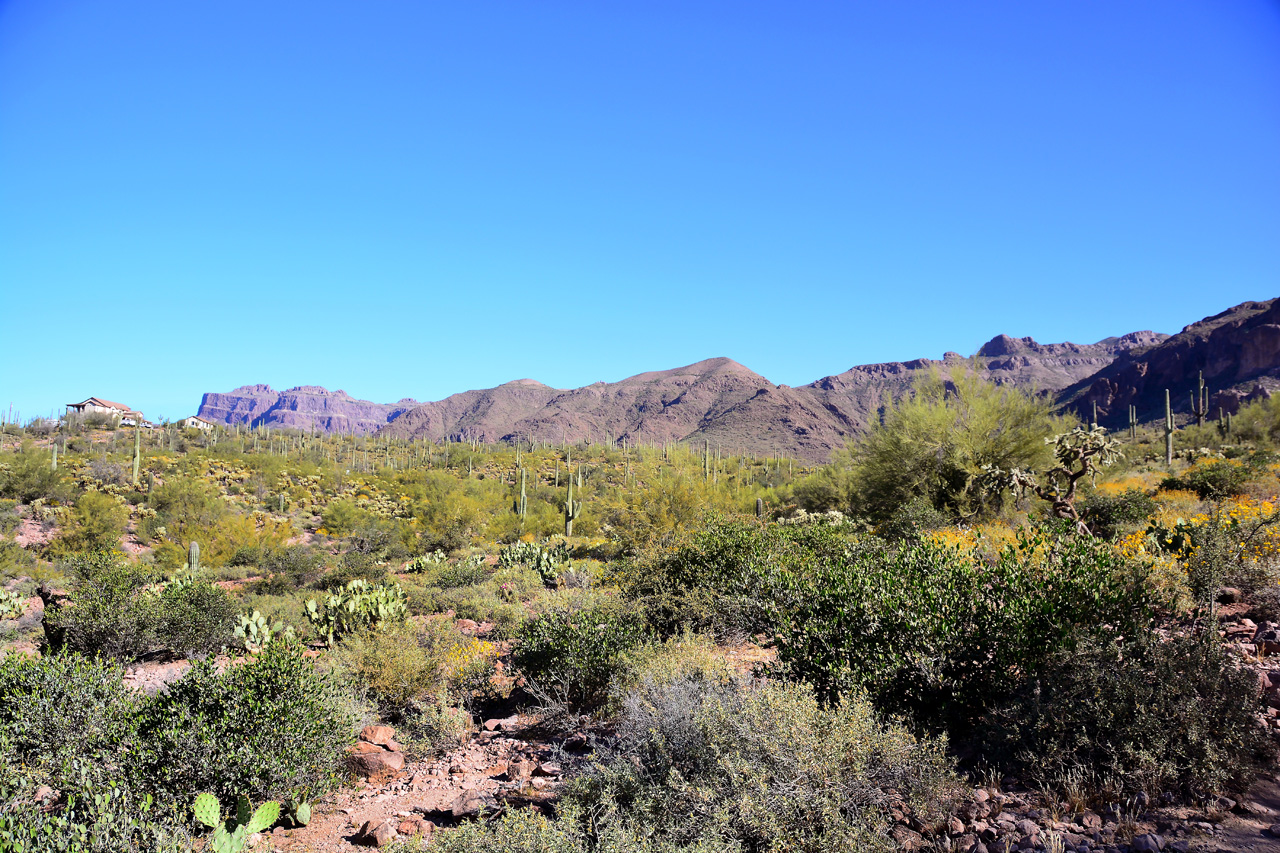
[193,793,280,853]
[982,425,1122,537]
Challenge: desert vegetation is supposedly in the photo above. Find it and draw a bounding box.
[0,376,1278,852]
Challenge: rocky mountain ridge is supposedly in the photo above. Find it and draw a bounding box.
[196,299,1280,462]
[198,316,1213,461]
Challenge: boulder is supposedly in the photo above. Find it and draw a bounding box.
[356,819,397,847]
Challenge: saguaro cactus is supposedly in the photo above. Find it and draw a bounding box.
[513,468,527,520]
[563,475,582,537]
[1189,371,1209,427]
[755,497,763,519]
[132,420,142,486]
[1164,389,1174,467]
[50,442,57,471]
[188,541,201,573]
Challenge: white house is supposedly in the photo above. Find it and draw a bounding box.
[182,416,217,432]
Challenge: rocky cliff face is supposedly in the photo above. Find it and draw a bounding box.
[1057,299,1280,426]
[197,386,420,434]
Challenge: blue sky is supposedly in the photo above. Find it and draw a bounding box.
[2,1,1278,423]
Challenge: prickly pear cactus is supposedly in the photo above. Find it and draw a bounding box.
[193,792,280,853]
[0,589,25,621]
[234,610,292,652]
[304,579,407,645]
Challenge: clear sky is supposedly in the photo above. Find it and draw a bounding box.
[2,1,1278,423]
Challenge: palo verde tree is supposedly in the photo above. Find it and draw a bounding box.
[845,369,1065,522]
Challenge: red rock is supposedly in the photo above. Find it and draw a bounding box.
[397,818,434,837]
[348,749,406,784]
[357,819,397,847]
[360,725,397,747]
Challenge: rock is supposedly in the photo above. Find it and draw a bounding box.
[450,790,497,819]
[360,725,398,747]
[456,618,480,634]
[972,789,991,803]
[954,833,978,852]
[505,758,537,782]
[1014,819,1039,838]
[348,747,406,783]
[1266,822,1280,837]
[1080,811,1102,830]
[1217,587,1243,604]
[397,818,434,837]
[1131,833,1164,851]
[535,762,562,777]
[1213,796,1236,812]
[889,826,925,850]
[356,820,397,847]
[32,786,54,804]
[948,817,966,836]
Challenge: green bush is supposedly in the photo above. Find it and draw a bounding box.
[1080,488,1157,539]
[321,499,369,537]
[771,525,1155,736]
[0,443,72,504]
[46,554,235,659]
[0,765,191,853]
[133,640,356,805]
[0,652,140,781]
[844,371,1061,522]
[1160,461,1252,501]
[979,633,1271,798]
[876,496,951,542]
[513,603,649,709]
[621,517,867,643]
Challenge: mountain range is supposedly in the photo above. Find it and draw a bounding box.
[197,298,1280,462]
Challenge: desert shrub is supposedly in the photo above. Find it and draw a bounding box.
[566,677,959,853]
[771,525,1155,736]
[146,477,226,539]
[0,500,20,537]
[47,553,235,659]
[514,602,649,709]
[1080,488,1156,539]
[321,499,370,537]
[1160,460,1252,501]
[133,639,355,805]
[0,444,73,503]
[236,543,326,592]
[333,619,450,712]
[619,517,849,642]
[0,764,191,853]
[49,491,129,556]
[0,653,140,781]
[876,496,951,542]
[0,541,34,579]
[979,633,1270,798]
[427,558,489,589]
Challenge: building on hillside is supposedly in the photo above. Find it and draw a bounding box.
[182,416,217,431]
[66,397,145,425]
